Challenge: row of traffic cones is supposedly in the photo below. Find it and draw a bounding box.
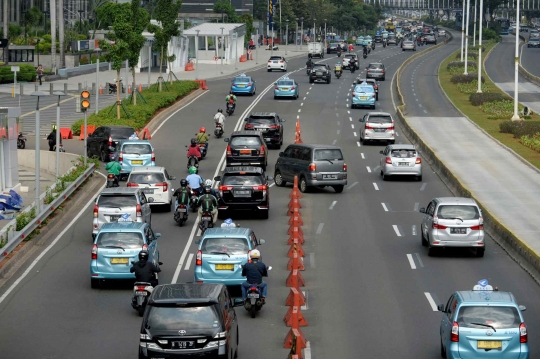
[295,120,303,144]
[284,175,307,359]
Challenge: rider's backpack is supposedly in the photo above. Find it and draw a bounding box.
[200,195,214,212]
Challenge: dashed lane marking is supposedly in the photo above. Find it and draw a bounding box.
[316,223,324,234]
[329,201,337,210]
[382,203,389,211]
[184,253,194,270]
[373,183,379,190]
[406,254,416,269]
[424,293,438,311]
[393,225,402,237]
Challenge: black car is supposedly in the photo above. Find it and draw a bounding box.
[374,35,383,43]
[424,34,437,44]
[243,112,286,149]
[139,283,242,359]
[87,125,135,162]
[327,42,339,53]
[224,131,268,171]
[214,166,272,219]
[528,38,540,47]
[355,78,379,100]
[309,64,331,84]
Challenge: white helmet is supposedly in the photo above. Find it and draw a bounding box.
[205,179,213,187]
[250,249,261,259]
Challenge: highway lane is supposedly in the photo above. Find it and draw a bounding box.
[521,36,540,78]
[3,38,540,359]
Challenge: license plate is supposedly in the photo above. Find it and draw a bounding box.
[216,264,234,270]
[256,128,267,132]
[135,291,147,296]
[273,61,278,63]
[450,228,467,234]
[142,188,154,194]
[374,128,386,132]
[109,215,120,221]
[322,174,337,179]
[202,216,211,221]
[281,88,288,91]
[240,149,251,155]
[360,96,367,100]
[247,293,260,298]
[111,257,129,264]
[477,341,502,349]
[237,84,245,87]
[172,341,195,349]
[235,190,250,195]
[177,208,187,212]
[316,72,323,75]
[399,162,408,166]
[131,160,143,165]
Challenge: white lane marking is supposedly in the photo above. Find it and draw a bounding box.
[347,111,350,114]
[337,121,340,125]
[346,104,349,108]
[196,228,202,237]
[419,104,423,108]
[351,124,354,129]
[305,341,312,359]
[184,253,194,270]
[356,141,361,147]
[347,182,358,189]
[332,140,337,145]
[337,130,340,134]
[366,166,371,173]
[423,110,428,113]
[382,203,389,211]
[329,201,337,210]
[316,223,324,234]
[0,172,107,305]
[309,253,315,269]
[298,109,301,113]
[268,182,275,187]
[353,132,357,137]
[309,87,313,90]
[393,225,402,237]
[306,92,309,95]
[412,225,417,236]
[349,117,352,121]
[361,153,365,159]
[151,91,208,137]
[221,161,226,171]
[373,183,379,190]
[415,253,425,267]
[336,113,340,117]
[420,183,427,191]
[424,292,439,311]
[396,132,399,137]
[406,254,417,269]
[303,97,306,100]
[301,103,304,106]
[414,202,419,212]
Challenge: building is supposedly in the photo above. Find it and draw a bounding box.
[180,0,253,22]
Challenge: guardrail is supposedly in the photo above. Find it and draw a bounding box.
[0,163,95,265]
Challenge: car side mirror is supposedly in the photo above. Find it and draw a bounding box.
[279,152,284,157]
[266,176,273,181]
[195,239,201,245]
[155,233,161,239]
[419,208,426,213]
[233,298,244,307]
[519,305,527,311]
[259,239,266,244]
[379,151,384,154]
[437,304,445,312]
[214,176,221,181]
[170,176,177,180]
[224,138,230,142]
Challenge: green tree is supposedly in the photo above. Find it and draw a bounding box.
[213,0,238,23]
[239,14,255,47]
[128,0,150,105]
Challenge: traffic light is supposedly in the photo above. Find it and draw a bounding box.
[81,90,90,112]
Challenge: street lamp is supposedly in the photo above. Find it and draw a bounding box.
[220,27,224,74]
[460,0,465,61]
[95,48,100,115]
[34,38,41,67]
[300,17,304,50]
[43,11,49,33]
[511,0,521,121]
[78,9,85,34]
[286,19,289,55]
[295,18,299,51]
[324,19,327,46]
[30,91,48,214]
[53,91,65,179]
[313,19,316,41]
[271,22,275,57]
[463,0,471,74]
[195,30,200,80]
[477,0,484,93]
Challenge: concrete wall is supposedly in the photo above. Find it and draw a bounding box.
[18,150,80,178]
[34,54,76,69]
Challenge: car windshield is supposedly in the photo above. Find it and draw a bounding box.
[437,205,480,220]
[129,172,165,184]
[122,143,152,155]
[345,54,355,58]
[388,34,396,38]
[96,232,144,249]
[457,306,521,329]
[391,149,417,158]
[201,237,250,255]
[110,127,136,139]
[277,81,294,86]
[313,65,325,70]
[314,149,343,161]
[230,136,262,146]
[330,43,338,47]
[222,175,263,186]
[355,86,374,93]
[98,195,137,207]
[234,77,251,82]
[368,115,393,124]
[248,117,275,125]
[146,306,219,330]
[404,41,413,44]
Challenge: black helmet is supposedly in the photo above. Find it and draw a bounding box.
[204,185,212,194]
[218,109,223,113]
[138,250,149,261]
[180,179,187,187]
[190,138,197,146]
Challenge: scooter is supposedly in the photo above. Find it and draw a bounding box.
[371,42,375,50]
[17,132,26,149]
[214,123,224,138]
[131,263,162,317]
[306,66,312,75]
[350,63,356,73]
[189,189,200,213]
[106,173,120,188]
[337,51,342,58]
[173,200,189,226]
[198,210,214,234]
[243,266,272,318]
[383,41,387,48]
[197,142,207,158]
[363,53,368,59]
[109,78,125,94]
[226,102,235,116]
[335,69,342,79]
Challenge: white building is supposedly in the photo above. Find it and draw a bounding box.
[183,23,246,65]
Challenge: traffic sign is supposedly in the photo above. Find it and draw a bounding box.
[10,66,20,72]
[213,55,218,61]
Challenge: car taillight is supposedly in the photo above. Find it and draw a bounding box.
[93,204,99,218]
[415,158,422,164]
[252,185,267,191]
[220,185,233,191]
[374,85,378,89]
[151,152,155,162]
[451,322,459,342]
[470,224,483,230]
[156,182,168,192]
[270,125,280,129]
[196,250,202,266]
[280,60,284,63]
[520,323,528,343]
[268,60,272,63]
[127,182,139,187]
[291,86,296,90]
[433,223,447,229]
[372,94,376,98]
[275,86,279,90]
[365,124,374,130]
[366,69,370,72]
[382,69,385,73]
[108,174,115,179]
[245,124,254,129]
[343,163,347,171]
[385,157,392,164]
[308,163,316,172]
[226,145,232,156]
[232,83,237,87]
[387,125,395,131]
[92,244,98,259]
[137,286,146,291]
[248,82,253,86]
[259,145,265,155]
[352,92,356,97]
[108,136,113,146]
[136,204,142,217]
[119,152,123,162]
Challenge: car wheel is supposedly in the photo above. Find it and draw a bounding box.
[260,210,269,219]
[417,175,423,181]
[333,185,344,193]
[274,95,277,99]
[382,77,385,81]
[421,229,428,247]
[428,244,438,257]
[274,171,286,187]
[309,79,314,84]
[91,278,100,289]
[87,147,93,159]
[476,248,485,258]
[441,339,447,358]
[267,69,271,72]
[282,69,286,72]
[382,172,388,181]
[299,177,309,193]
[100,149,108,162]
[388,140,395,145]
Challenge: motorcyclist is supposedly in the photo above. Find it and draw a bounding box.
[241,249,268,302]
[186,138,202,161]
[105,159,122,186]
[306,57,313,71]
[225,92,237,112]
[348,43,354,53]
[47,125,61,151]
[186,166,204,196]
[334,61,342,76]
[197,185,219,225]
[336,47,341,57]
[173,179,191,212]
[204,179,219,198]
[349,56,357,71]
[196,127,210,152]
[214,109,226,132]
[363,45,368,56]
[130,250,160,287]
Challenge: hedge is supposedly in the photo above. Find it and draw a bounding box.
[0,64,37,83]
[469,92,510,106]
[71,80,200,135]
[450,73,484,84]
[447,61,477,69]
[455,52,478,60]
[500,120,540,138]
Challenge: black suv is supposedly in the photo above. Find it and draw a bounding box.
[374,35,383,43]
[139,283,242,359]
[87,125,135,162]
[214,167,272,219]
[224,131,268,171]
[243,112,286,149]
[309,64,331,84]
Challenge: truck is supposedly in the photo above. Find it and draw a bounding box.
[385,21,395,32]
[308,42,324,58]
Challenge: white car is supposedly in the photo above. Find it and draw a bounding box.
[126,166,176,211]
[358,111,395,145]
[438,29,446,37]
[267,56,287,72]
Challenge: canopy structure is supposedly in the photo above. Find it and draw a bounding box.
[183,23,246,64]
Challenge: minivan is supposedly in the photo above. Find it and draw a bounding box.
[274,144,347,193]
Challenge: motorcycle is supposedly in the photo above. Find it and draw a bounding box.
[306,66,312,75]
[186,145,200,172]
[174,201,189,226]
[371,42,375,50]
[53,143,66,153]
[226,102,235,116]
[108,78,125,94]
[198,210,214,234]
[337,51,341,57]
[383,41,387,48]
[106,173,119,188]
[131,262,162,317]
[334,69,342,79]
[350,63,356,73]
[363,53,368,59]
[190,189,200,213]
[214,123,224,138]
[243,266,272,318]
[197,142,207,158]
[17,132,27,149]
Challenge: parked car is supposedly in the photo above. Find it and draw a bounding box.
[230,74,256,95]
[118,140,155,177]
[274,144,347,193]
[379,144,422,181]
[86,125,135,162]
[358,112,395,144]
[224,131,268,171]
[243,112,286,148]
[126,166,176,211]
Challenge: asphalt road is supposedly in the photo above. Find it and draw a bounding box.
[521,36,540,78]
[2,37,540,359]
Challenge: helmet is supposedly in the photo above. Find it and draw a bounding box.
[229,90,233,95]
[199,127,206,133]
[180,179,188,187]
[218,109,223,113]
[204,185,212,193]
[250,249,261,259]
[52,125,57,131]
[205,179,213,187]
[225,218,233,225]
[191,138,197,146]
[138,250,149,261]
[189,166,197,174]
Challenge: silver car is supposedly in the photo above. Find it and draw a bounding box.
[419,197,485,257]
[92,187,152,239]
[379,144,422,181]
[402,40,416,51]
[359,112,395,145]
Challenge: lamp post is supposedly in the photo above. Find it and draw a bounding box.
[511,0,521,121]
[77,9,84,34]
[324,19,327,46]
[195,30,200,80]
[313,19,316,41]
[220,27,224,74]
[43,11,49,33]
[95,48,100,115]
[34,38,40,67]
[477,0,484,93]
[300,17,304,50]
[460,0,465,61]
[463,0,471,74]
[286,19,289,55]
[30,91,48,214]
[53,91,65,178]
[473,0,477,46]
[295,18,298,51]
[234,31,238,70]
[271,22,274,56]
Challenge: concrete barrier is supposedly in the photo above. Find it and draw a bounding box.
[18,150,81,178]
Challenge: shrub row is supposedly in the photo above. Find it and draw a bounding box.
[457,81,488,94]
[71,80,200,135]
[0,64,37,83]
[469,92,510,106]
[481,100,522,119]
[451,73,484,84]
[519,133,540,152]
[455,52,478,60]
[499,120,540,138]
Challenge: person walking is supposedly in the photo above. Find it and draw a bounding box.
[36,65,44,86]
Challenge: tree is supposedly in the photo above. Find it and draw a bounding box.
[213,0,238,23]
[239,14,255,47]
[128,0,150,105]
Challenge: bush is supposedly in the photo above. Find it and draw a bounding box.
[482,28,499,41]
[447,61,477,69]
[520,133,540,152]
[457,80,488,94]
[499,120,540,137]
[480,100,523,119]
[71,80,200,135]
[0,64,37,83]
[470,92,510,106]
[455,52,478,60]
[451,73,484,84]
[79,56,90,65]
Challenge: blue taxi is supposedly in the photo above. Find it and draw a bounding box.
[363,35,373,46]
[118,140,155,176]
[274,76,299,99]
[351,82,377,109]
[90,220,161,288]
[194,227,265,286]
[355,36,364,46]
[231,73,256,96]
[438,280,529,359]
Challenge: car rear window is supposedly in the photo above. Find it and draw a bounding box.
[110,127,136,139]
[457,306,521,329]
[201,237,250,255]
[146,306,219,330]
[230,136,262,146]
[129,172,165,184]
[235,77,251,82]
[222,175,263,186]
[355,86,373,93]
[368,115,393,124]
[314,149,343,161]
[330,43,338,47]
[98,195,138,207]
[313,65,325,69]
[368,64,383,69]
[277,80,294,86]
[436,205,480,220]
[270,56,282,60]
[97,232,144,249]
[391,149,417,158]
[248,116,275,124]
[122,143,152,155]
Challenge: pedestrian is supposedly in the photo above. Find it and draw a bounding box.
[36,64,44,86]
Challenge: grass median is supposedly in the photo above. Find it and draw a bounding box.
[439,42,540,170]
